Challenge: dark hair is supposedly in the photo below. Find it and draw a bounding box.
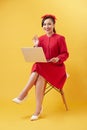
[41,16,56,33]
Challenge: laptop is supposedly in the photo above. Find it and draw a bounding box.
[21,47,46,62]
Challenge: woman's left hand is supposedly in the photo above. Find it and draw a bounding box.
[48,57,59,63]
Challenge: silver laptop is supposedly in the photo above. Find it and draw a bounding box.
[21,47,46,62]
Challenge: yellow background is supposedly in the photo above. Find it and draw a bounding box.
[0,0,87,130]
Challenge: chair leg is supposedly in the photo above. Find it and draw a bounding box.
[60,89,68,111]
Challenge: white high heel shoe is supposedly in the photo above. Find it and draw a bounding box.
[30,107,43,121]
[12,95,27,104]
[12,98,22,104]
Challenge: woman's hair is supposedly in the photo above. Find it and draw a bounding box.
[41,15,56,33]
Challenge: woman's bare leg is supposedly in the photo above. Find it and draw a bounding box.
[17,72,39,100]
[33,75,46,115]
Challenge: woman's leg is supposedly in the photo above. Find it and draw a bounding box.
[33,75,46,115]
[17,72,39,100]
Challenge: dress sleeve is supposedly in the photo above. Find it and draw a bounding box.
[58,36,69,64]
[38,36,43,47]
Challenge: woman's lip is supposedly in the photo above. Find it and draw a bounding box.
[45,29,50,31]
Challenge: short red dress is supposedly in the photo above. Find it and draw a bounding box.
[31,33,69,89]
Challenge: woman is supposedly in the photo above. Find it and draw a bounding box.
[12,14,69,121]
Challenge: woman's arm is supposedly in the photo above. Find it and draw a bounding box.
[57,36,69,64]
[49,36,69,64]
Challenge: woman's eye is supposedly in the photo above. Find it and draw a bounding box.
[48,23,51,25]
[43,23,46,26]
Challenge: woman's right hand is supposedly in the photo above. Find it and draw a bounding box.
[32,35,39,47]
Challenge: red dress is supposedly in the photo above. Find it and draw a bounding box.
[32,33,69,89]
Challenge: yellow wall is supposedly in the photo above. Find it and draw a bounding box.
[0,0,87,104]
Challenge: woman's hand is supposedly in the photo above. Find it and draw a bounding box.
[32,35,39,47]
[48,57,59,63]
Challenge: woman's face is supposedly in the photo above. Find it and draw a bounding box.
[42,18,55,35]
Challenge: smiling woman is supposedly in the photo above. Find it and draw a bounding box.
[12,14,69,121]
[0,0,87,129]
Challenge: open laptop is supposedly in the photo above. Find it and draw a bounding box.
[21,47,46,62]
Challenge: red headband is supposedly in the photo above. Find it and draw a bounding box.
[41,14,57,21]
